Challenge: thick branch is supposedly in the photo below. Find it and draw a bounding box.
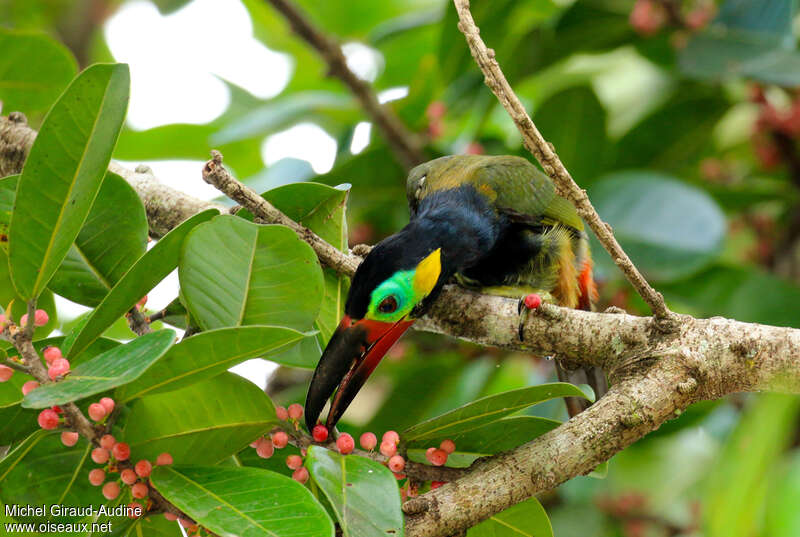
[452,0,674,325]
[264,0,426,169]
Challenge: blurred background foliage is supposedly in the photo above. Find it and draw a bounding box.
[2,0,800,535]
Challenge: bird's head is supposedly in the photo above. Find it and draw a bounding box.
[305,235,444,431]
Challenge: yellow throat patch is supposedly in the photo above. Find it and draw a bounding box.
[413,248,442,297]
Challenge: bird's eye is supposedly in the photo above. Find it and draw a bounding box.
[378,295,398,314]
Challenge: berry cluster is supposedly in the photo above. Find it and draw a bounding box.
[750,85,800,170]
[629,0,714,38]
[0,309,50,382]
[425,439,456,467]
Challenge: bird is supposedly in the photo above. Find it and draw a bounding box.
[305,154,607,432]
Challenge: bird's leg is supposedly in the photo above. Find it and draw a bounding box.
[517,293,543,341]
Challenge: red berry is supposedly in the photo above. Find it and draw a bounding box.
[426,448,448,466]
[465,142,484,155]
[275,406,289,421]
[383,430,400,445]
[388,455,405,473]
[88,468,105,486]
[629,0,664,36]
[255,438,274,459]
[127,502,141,519]
[380,440,397,458]
[288,403,303,420]
[100,434,116,450]
[164,512,178,521]
[102,481,120,500]
[121,469,138,485]
[37,408,59,430]
[156,452,173,466]
[0,365,12,382]
[250,438,261,448]
[21,380,39,395]
[360,432,377,451]
[0,314,7,329]
[19,313,29,327]
[61,431,79,447]
[43,346,62,364]
[88,403,107,422]
[48,358,70,380]
[135,460,152,478]
[112,442,130,461]
[312,424,328,443]
[91,448,110,464]
[337,433,355,454]
[439,439,456,454]
[524,293,542,310]
[34,309,49,327]
[272,431,289,449]
[131,482,148,499]
[52,405,63,414]
[179,518,194,529]
[426,101,446,120]
[431,481,445,489]
[286,455,304,470]
[292,467,309,484]
[99,397,115,414]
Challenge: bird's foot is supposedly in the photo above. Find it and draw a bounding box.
[516,293,542,341]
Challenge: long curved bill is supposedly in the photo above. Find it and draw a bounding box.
[304,315,414,431]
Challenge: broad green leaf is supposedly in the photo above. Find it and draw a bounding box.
[180,215,324,331]
[67,209,218,358]
[22,330,175,409]
[589,172,725,282]
[306,445,403,537]
[9,63,130,300]
[716,0,795,45]
[123,372,277,463]
[705,394,800,537]
[49,171,148,306]
[116,325,308,402]
[403,383,587,443]
[150,465,334,537]
[468,498,553,537]
[0,175,19,231]
[764,451,800,537]
[0,29,77,113]
[115,514,183,536]
[0,405,39,445]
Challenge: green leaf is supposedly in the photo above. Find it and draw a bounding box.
[9,63,130,300]
[306,445,403,537]
[22,330,175,409]
[116,325,308,402]
[123,372,277,464]
[402,383,587,443]
[0,29,77,114]
[764,451,800,537]
[150,465,334,537]
[67,208,218,358]
[48,171,148,306]
[468,498,553,537]
[589,171,726,282]
[180,215,324,331]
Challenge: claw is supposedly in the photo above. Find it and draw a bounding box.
[517,293,542,341]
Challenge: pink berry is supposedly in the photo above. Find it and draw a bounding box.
[337,433,355,454]
[292,467,309,484]
[0,365,12,382]
[431,481,445,489]
[0,314,7,329]
[440,439,456,454]
[135,460,152,478]
[127,503,141,519]
[102,481,120,500]
[250,438,261,448]
[121,469,138,485]
[34,309,49,327]
[112,442,130,461]
[137,295,148,308]
[43,346,62,364]
[388,455,405,473]
[360,432,377,451]
[276,406,289,421]
[61,431,79,447]
[312,424,328,443]
[524,293,542,310]
[286,454,303,470]
[179,518,193,529]
[37,408,59,430]
[99,434,116,450]
[88,468,105,486]
[272,431,289,449]
[255,438,274,459]
[383,430,400,445]
[164,512,178,521]
[131,482,148,499]
[21,380,39,395]
[380,440,397,458]
[91,448,110,464]
[48,358,70,380]
[156,452,173,466]
[19,314,28,327]
[426,448,448,466]
[288,403,303,420]
[88,403,107,422]
[99,397,115,414]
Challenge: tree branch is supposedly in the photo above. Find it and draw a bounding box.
[264,0,426,169]
[451,0,675,326]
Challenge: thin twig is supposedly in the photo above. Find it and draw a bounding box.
[264,0,426,169]
[3,359,31,373]
[126,306,152,336]
[451,0,675,327]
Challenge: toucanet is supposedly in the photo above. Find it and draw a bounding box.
[305,155,607,431]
